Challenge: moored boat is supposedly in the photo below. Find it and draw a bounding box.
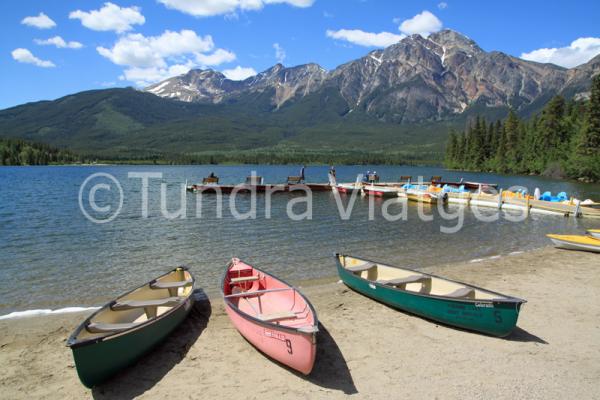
[588,229,600,239]
[336,183,362,194]
[404,191,439,204]
[304,183,333,191]
[399,184,444,204]
[334,253,526,337]
[222,258,318,375]
[434,180,498,190]
[187,183,236,193]
[67,267,195,388]
[362,184,398,198]
[547,234,600,253]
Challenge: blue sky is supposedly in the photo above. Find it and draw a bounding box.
[2,0,600,109]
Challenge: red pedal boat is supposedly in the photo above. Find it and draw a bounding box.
[222,258,319,374]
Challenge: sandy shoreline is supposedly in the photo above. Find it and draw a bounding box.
[1,247,599,399]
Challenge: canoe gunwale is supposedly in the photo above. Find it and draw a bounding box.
[67,266,195,349]
[334,253,526,305]
[220,259,319,336]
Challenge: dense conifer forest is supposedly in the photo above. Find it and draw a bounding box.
[445,76,600,182]
[0,138,86,165]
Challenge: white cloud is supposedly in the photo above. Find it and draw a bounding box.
[326,29,404,48]
[97,30,215,68]
[120,63,196,86]
[222,66,257,80]
[267,0,314,6]
[21,12,56,29]
[98,29,236,86]
[69,2,145,33]
[399,10,442,36]
[521,37,600,68]
[196,48,236,65]
[35,36,83,49]
[11,48,55,68]
[273,43,286,63]
[438,2,448,10]
[157,0,314,17]
[327,11,442,48]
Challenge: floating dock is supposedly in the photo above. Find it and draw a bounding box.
[186,183,331,193]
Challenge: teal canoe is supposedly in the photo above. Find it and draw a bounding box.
[67,267,195,388]
[334,254,525,337]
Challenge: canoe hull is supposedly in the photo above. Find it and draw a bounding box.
[588,230,600,240]
[224,302,317,375]
[336,184,361,194]
[336,261,522,337]
[549,237,600,253]
[405,192,439,204]
[70,296,194,388]
[304,183,332,192]
[363,187,397,198]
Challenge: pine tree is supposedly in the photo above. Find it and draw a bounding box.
[456,131,466,168]
[494,123,507,173]
[503,110,520,172]
[472,116,486,168]
[484,122,495,160]
[537,96,567,165]
[578,75,600,155]
[445,130,458,168]
[570,75,600,180]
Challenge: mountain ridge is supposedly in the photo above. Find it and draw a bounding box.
[0,29,598,160]
[144,29,596,123]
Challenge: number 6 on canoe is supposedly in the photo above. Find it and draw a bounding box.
[334,253,526,337]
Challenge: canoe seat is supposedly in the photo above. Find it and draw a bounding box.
[150,278,193,297]
[346,262,376,273]
[111,296,182,311]
[379,275,431,286]
[224,288,293,298]
[86,321,143,334]
[150,279,193,290]
[258,311,298,322]
[443,287,475,299]
[230,275,259,284]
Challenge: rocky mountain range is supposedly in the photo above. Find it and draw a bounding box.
[145,29,599,124]
[1,29,598,160]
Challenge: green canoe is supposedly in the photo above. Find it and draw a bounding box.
[334,254,525,337]
[67,267,195,388]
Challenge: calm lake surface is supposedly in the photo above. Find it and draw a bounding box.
[1,165,599,315]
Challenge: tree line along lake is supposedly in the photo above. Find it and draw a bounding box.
[0,164,599,316]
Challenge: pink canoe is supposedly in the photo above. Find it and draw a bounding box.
[222,258,318,375]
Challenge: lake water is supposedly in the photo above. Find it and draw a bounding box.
[1,165,599,316]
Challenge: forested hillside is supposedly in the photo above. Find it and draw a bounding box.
[445,76,600,182]
[0,138,86,166]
